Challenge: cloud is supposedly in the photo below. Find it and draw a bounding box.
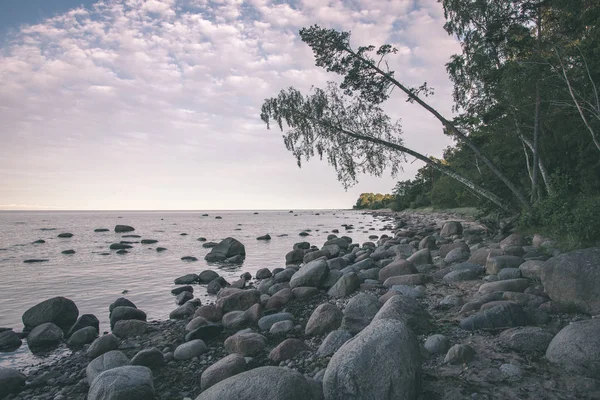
[0,0,461,210]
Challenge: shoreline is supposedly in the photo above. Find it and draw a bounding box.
[2,211,599,399]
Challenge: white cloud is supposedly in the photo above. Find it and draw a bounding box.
[0,0,461,210]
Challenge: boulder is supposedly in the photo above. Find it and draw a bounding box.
[316,330,353,357]
[546,318,600,378]
[205,237,246,262]
[444,247,470,264]
[174,339,208,360]
[323,319,421,400]
[519,260,545,280]
[383,274,430,287]
[486,256,525,275]
[478,278,530,294]
[304,250,330,264]
[176,291,194,305]
[195,366,316,400]
[378,259,418,282]
[86,350,129,384]
[459,303,527,331]
[444,344,475,364]
[114,225,135,233]
[270,320,295,334]
[201,353,246,391]
[110,307,146,329]
[0,330,22,351]
[112,320,149,338]
[285,249,305,265]
[0,367,26,398]
[424,334,451,355]
[67,326,98,348]
[266,288,293,310]
[194,305,222,322]
[22,296,79,331]
[198,270,220,284]
[185,324,224,342]
[67,314,99,338]
[439,242,470,258]
[216,289,260,313]
[257,234,271,241]
[224,332,267,356]
[372,295,433,334]
[499,327,554,353]
[305,303,343,336]
[440,221,462,237]
[170,301,198,319]
[541,248,600,314]
[327,273,360,298]
[174,273,199,285]
[130,347,164,369]
[406,248,432,266]
[27,322,63,349]
[289,259,329,288]
[340,293,381,334]
[269,338,310,362]
[258,313,294,331]
[88,366,154,400]
[87,334,119,359]
[109,298,136,314]
[256,268,272,279]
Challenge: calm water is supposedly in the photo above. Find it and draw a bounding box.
[0,210,389,369]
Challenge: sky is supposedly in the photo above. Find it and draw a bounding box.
[0,0,461,210]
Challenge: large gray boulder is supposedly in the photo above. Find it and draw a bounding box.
[27,322,63,349]
[323,319,421,400]
[67,326,98,348]
[0,367,26,398]
[216,290,260,314]
[541,248,600,314]
[372,295,433,334]
[88,366,154,400]
[201,353,246,391]
[195,366,317,400]
[327,273,360,298]
[205,237,246,262]
[340,293,381,334]
[22,297,78,331]
[86,350,129,383]
[289,259,329,288]
[317,330,353,357]
[305,303,343,336]
[546,318,600,378]
[0,330,22,351]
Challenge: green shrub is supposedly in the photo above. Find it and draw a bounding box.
[519,194,600,249]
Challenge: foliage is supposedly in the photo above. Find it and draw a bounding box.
[261,1,600,245]
[353,193,395,210]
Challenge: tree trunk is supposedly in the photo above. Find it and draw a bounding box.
[531,82,541,202]
[346,48,531,209]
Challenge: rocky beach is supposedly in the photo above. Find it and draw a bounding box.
[1,210,600,400]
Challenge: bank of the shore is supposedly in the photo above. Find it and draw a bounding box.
[2,211,600,400]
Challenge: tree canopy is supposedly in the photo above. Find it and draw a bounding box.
[261,0,600,246]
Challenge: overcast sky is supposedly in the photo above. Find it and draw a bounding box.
[0,0,460,211]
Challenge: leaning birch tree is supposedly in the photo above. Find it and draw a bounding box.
[261,25,524,213]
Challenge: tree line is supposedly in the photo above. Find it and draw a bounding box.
[261,0,600,247]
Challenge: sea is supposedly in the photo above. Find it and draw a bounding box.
[0,209,390,370]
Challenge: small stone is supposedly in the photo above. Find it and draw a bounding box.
[424,334,451,355]
[444,344,475,364]
[174,340,208,360]
[500,363,523,381]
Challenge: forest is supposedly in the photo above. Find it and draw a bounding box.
[262,0,600,247]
